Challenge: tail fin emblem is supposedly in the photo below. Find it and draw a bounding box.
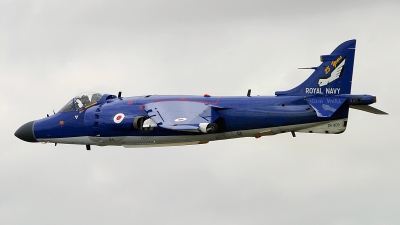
[318,59,346,87]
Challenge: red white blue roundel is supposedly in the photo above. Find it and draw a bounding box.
[113,113,125,123]
[174,118,187,122]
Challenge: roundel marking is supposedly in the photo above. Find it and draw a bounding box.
[174,118,187,122]
[113,113,125,123]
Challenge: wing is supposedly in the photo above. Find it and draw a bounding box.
[143,101,220,132]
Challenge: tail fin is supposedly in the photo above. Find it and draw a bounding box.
[275,40,356,96]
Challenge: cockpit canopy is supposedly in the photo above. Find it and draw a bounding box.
[59,92,103,112]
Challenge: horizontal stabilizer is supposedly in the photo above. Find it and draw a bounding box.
[306,97,346,117]
[350,105,388,115]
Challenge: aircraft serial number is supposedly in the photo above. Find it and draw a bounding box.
[328,123,341,128]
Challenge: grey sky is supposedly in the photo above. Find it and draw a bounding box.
[1,0,399,224]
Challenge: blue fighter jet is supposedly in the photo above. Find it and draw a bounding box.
[15,40,387,150]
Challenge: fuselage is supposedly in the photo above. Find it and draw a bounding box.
[24,93,348,148]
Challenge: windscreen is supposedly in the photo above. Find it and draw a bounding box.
[59,92,103,112]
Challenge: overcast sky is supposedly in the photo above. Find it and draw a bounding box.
[1,0,399,224]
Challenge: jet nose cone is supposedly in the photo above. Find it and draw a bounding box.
[15,121,38,142]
